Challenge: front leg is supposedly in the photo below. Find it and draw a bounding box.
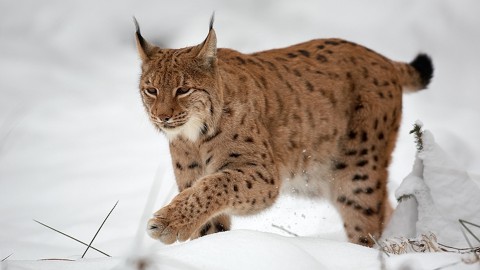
[148,162,280,244]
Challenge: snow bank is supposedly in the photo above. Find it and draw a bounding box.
[383,127,480,247]
[5,230,479,270]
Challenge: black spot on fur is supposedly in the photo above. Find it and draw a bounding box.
[352,174,369,181]
[298,49,310,57]
[305,81,314,92]
[229,153,241,158]
[361,131,368,142]
[200,223,211,237]
[176,162,183,170]
[355,102,364,111]
[363,208,374,216]
[188,162,200,169]
[325,40,340,46]
[334,162,348,170]
[359,236,370,245]
[215,222,227,232]
[235,56,246,65]
[287,53,297,58]
[350,57,357,65]
[346,150,357,156]
[337,195,347,203]
[233,185,238,192]
[260,76,268,88]
[356,160,368,167]
[348,130,357,140]
[316,54,327,62]
[218,162,232,171]
[204,130,222,143]
[256,171,268,183]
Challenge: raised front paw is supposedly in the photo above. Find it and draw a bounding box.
[147,204,197,244]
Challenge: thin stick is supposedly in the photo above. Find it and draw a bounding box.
[432,261,462,270]
[459,219,480,244]
[438,242,480,252]
[368,233,390,257]
[81,200,119,258]
[1,253,13,262]
[459,219,480,264]
[460,219,480,229]
[271,224,299,237]
[33,219,110,257]
[39,258,76,261]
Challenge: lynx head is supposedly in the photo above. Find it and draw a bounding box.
[134,15,223,142]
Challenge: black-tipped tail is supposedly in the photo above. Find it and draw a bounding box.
[410,54,434,87]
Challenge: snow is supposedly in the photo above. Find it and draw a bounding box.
[384,129,480,247]
[1,0,480,269]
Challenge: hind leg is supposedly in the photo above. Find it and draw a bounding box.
[331,164,391,246]
[330,126,394,246]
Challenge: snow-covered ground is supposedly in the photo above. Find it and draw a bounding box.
[1,0,479,269]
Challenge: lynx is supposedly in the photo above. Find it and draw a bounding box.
[134,16,433,246]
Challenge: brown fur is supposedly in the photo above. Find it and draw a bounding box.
[135,18,432,246]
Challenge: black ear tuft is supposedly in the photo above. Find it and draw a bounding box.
[133,16,157,61]
[133,16,140,34]
[410,53,434,87]
[209,12,215,31]
[133,16,147,49]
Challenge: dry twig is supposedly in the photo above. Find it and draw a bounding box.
[33,219,110,257]
[271,224,299,237]
[1,253,13,262]
[81,200,119,258]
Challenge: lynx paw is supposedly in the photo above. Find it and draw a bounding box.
[147,205,196,244]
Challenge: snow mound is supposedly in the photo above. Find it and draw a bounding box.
[383,128,480,248]
[5,230,479,270]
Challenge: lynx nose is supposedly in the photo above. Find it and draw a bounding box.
[158,114,172,122]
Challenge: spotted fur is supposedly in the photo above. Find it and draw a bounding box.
[135,16,433,246]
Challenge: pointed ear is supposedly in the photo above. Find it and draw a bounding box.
[196,14,217,67]
[133,17,156,61]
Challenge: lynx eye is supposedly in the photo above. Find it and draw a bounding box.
[144,88,158,97]
[176,87,192,97]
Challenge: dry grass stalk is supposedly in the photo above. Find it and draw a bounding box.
[81,200,119,258]
[34,219,110,257]
[271,224,299,237]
